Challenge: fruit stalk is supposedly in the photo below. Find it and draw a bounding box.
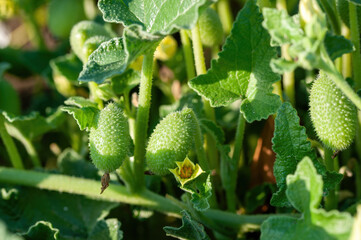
[132,51,155,191]
[277,0,295,105]
[191,22,219,171]
[180,30,195,81]
[320,46,361,110]
[324,148,337,210]
[0,115,24,169]
[349,1,361,90]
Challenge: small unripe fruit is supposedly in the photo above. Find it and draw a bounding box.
[70,21,115,63]
[146,108,196,176]
[82,35,110,62]
[89,103,129,172]
[198,8,223,47]
[309,71,357,150]
[48,0,86,38]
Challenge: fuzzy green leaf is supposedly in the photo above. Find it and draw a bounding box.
[324,32,354,61]
[261,157,353,240]
[98,0,211,35]
[61,106,99,131]
[180,172,212,211]
[22,221,59,240]
[64,96,98,108]
[262,8,304,46]
[89,219,123,240]
[199,119,225,144]
[271,103,342,207]
[50,53,83,84]
[2,109,65,140]
[163,211,210,240]
[189,0,281,122]
[0,187,118,240]
[58,148,99,179]
[111,69,140,95]
[79,26,160,83]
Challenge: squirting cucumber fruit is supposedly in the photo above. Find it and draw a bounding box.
[89,103,129,172]
[309,71,357,150]
[146,108,196,176]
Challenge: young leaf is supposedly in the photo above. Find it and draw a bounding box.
[271,103,342,207]
[2,109,65,140]
[189,0,281,122]
[261,157,353,240]
[62,97,99,131]
[50,53,83,84]
[21,221,59,240]
[98,0,211,35]
[61,106,99,131]
[324,32,354,61]
[79,26,160,83]
[163,211,210,240]
[88,219,123,240]
[181,172,212,211]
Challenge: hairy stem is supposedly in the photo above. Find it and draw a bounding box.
[349,2,361,90]
[191,22,219,171]
[320,47,361,110]
[0,115,24,169]
[277,1,295,105]
[217,0,233,35]
[226,112,246,212]
[324,148,337,210]
[319,0,341,34]
[132,51,155,191]
[0,167,280,229]
[180,30,195,81]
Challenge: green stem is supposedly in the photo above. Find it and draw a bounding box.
[20,138,41,167]
[180,30,195,81]
[0,167,282,228]
[320,47,361,110]
[190,111,209,171]
[132,52,155,191]
[88,82,104,109]
[0,115,24,169]
[191,22,219,171]
[217,0,233,35]
[277,1,295,106]
[226,112,246,212]
[319,0,341,35]
[324,148,337,210]
[349,2,361,90]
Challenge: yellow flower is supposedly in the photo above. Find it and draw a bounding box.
[169,156,204,187]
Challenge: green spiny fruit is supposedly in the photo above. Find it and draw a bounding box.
[146,108,196,176]
[89,103,129,172]
[309,71,357,150]
[70,21,115,63]
[198,8,224,47]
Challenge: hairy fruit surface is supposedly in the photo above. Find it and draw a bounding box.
[146,108,196,176]
[89,103,129,172]
[198,8,223,47]
[309,71,357,150]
